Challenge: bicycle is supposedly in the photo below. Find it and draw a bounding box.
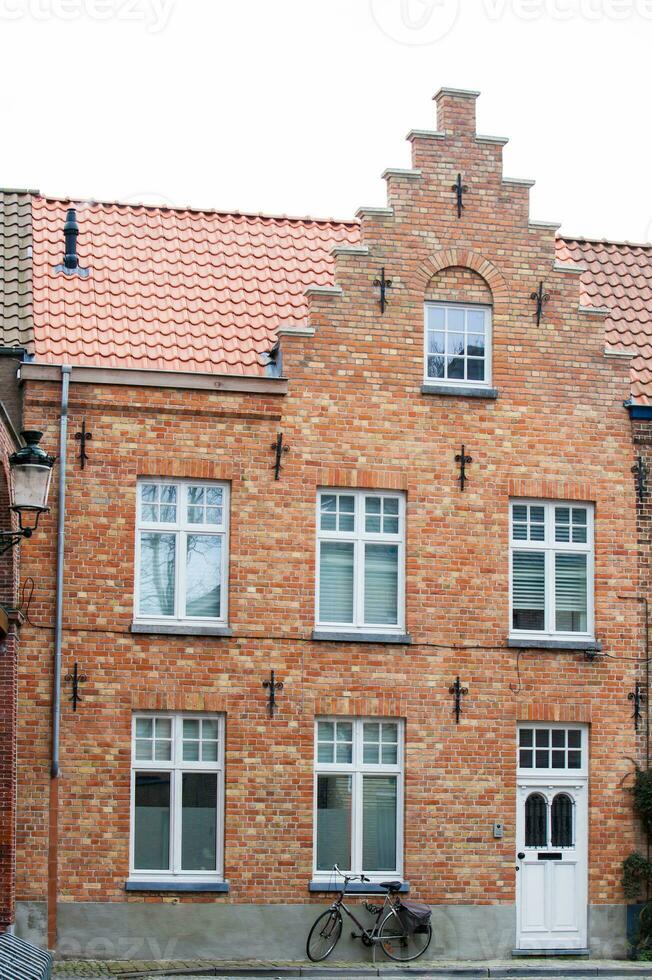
[306,865,432,962]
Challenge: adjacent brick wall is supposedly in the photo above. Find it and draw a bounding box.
[0,409,20,930]
[14,92,642,925]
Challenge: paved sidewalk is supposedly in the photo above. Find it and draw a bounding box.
[52,960,652,979]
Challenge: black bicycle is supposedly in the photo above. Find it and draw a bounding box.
[306,866,432,962]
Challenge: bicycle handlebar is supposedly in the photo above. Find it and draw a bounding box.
[332,864,370,883]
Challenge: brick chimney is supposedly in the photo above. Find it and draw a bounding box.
[434,87,480,136]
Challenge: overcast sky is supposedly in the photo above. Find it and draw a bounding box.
[3,0,651,242]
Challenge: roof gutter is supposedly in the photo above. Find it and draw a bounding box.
[19,362,288,395]
[626,401,652,420]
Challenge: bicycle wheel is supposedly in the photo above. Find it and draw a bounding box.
[306,908,343,961]
[378,908,432,962]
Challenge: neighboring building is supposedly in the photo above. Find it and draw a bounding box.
[2,89,652,960]
[0,190,32,935]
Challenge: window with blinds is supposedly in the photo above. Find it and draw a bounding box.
[314,718,403,879]
[316,490,405,633]
[510,501,594,639]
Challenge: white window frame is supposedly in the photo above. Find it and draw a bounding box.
[129,713,225,883]
[517,722,589,781]
[313,717,404,882]
[315,489,406,634]
[423,301,492,388]
[134,478,230,626]
[509,499,594,642]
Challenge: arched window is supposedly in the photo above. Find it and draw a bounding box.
[525,792,547,847]
[551,793,574,847]
[423,266,493,390]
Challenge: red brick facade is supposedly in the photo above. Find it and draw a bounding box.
[10,90,646,957]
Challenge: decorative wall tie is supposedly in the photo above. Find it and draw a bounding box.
[271,432,290,480]
[372,267,393,314]
[530,281,550,326]
[263,670,284,717]
[65,662,87,712]
[628,681,646,732]
[449,676,469,724]
[452,173,467,218]
[455,445,473,491]
[74,419,92,470]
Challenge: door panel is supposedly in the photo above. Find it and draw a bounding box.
[521,862,546,931]
[551,862,577,930]
[516,780,587,949]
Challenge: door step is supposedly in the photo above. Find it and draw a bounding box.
[512,948,591,957]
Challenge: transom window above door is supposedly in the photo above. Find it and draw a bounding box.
[510,500,594,641]
[316,490,406,634]
[134,480,229,626]
[518,726,587,774]
[424,302,491,387]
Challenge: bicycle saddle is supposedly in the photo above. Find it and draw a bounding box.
[378,880,402,891]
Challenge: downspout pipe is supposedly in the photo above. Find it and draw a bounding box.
[51,365,71,778]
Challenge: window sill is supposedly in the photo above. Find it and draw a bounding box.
[312,631,412,644]
[309,881,409,894]
[421,383,498,399]
[125,880,229,893]
[130,622,233,637]
[508,638,602,652]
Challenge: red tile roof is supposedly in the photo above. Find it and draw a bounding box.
[28,196,652,402]
[556,237,652,403]
[32,196,359,375]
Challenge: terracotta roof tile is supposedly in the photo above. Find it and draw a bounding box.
[3,195,649,402]
[30,197,359,375]
[556,237,652,403]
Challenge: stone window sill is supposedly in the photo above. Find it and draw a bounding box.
[312,631,412,644]
[421,383,498,399]
[125,880,229,893]
[508,638,602,652]
[309,881,409,894]
[130,622,233,637]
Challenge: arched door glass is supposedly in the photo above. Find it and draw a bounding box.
[551,793,574,847]
[525,792,547,847]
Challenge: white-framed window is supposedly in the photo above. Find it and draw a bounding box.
[315,490,406,633]
[509,500,594,640]
[313,718,403,880]
[134,479,229,625]
[424,302,492,387]
[518,724,587,775]
[130,713,224,882]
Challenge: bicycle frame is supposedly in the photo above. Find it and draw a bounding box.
[330,887,396,944]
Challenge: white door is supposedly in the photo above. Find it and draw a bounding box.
[515,725,588,951]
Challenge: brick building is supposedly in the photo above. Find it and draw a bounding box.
[1,88,651,959]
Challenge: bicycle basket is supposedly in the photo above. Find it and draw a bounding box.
[397,900,432,934]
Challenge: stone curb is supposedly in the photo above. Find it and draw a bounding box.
[53,965,652,980]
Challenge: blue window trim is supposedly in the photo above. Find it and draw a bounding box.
[125,880,229,893]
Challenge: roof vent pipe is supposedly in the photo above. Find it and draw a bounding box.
[54,207,89,277]
[63,208,79,271]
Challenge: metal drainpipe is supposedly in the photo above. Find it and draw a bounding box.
[51,365,71,778]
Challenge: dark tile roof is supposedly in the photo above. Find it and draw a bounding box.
[0,189,33,350]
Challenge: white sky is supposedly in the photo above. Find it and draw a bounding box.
[3,0,651,242]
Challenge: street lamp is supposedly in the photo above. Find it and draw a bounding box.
[1,431,55,554]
